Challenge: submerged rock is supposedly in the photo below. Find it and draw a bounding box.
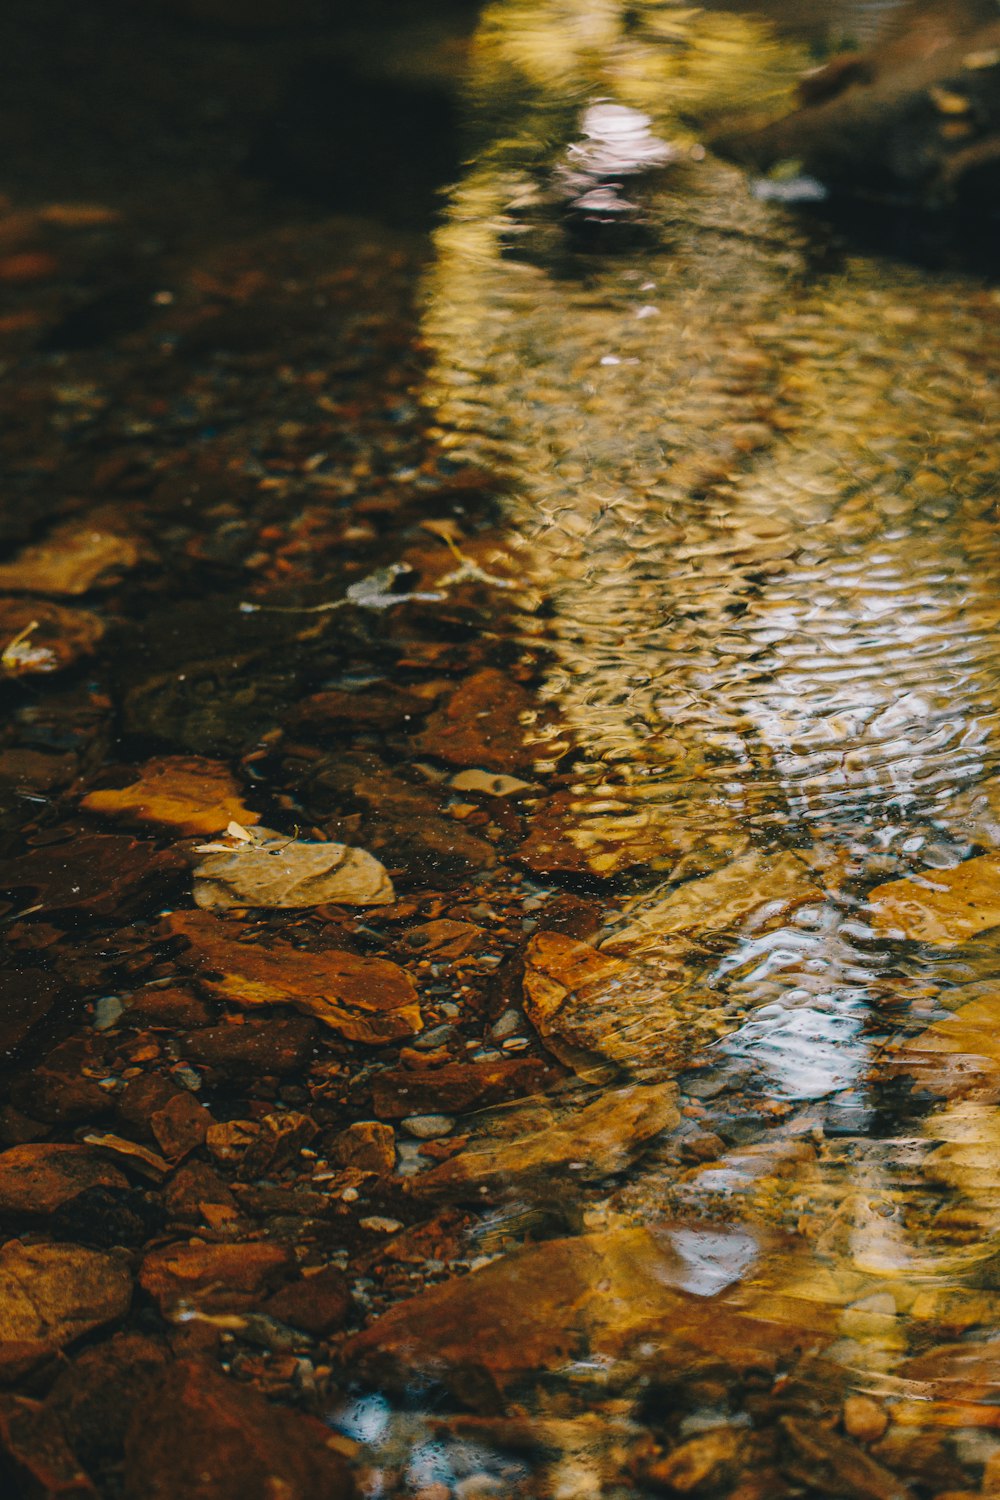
[82,756,259,839]
[869,855,1000,945]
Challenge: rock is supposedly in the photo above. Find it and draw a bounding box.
[0,832,185,917]
[0,968,68,1058]
[347,1224,821,1407]
[127,986,214,1028]
[0,515,142,595]
[192,828,394,909]
[262,1266,352,1336]
[644,1427,745,1493]
[0,1240,131,1354]
[11,1038,114,1125]
[890,988,1000,1095]
[235,1112,317,1179]
[0,599,105,675]
[288,684,426,733]
[148,1091,211,1161]
[370,1058,555,1117]
[328,1122,396,1175]
[401,919,487,960]
[602,851,821,953]
[780,1415,911,1500]
[163,1162,239,1227]
[417,668,538,773]
[517,789,694,879]
[412,1083,679,1198]
[138,1240,293,1314]
[0,1393,99,1499]
[122,1359,355,1500]
[163,911,422,1043]
[869,855,1000,946]
[47,1333,169,1472]
[179,1017,317,1077]
[82,756,259,838]
[522,931,689,1079]
[402,1115,454,1139]
[449,769,537,797]
[844,1396,890,1444]
[0,1144,128,1216]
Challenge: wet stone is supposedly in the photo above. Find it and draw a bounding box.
[138,1240,294,1315]
[328,1121,396,1175]
[0,832,186,917]
[178,1016,317,1077]
[82,755,260,838]
[0,598,105,676]
[370,1057,556,1118]
[0,1240,132,1356]
[416,668,539,774]
[122,1359,355,1500]
[0,1144,128,1216]
[163,910,422,1042]
[262,1266,352,1337]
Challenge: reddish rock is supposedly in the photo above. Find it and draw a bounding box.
[163,1162,239,1228]
[149,1092,211,1161]
[179,1017,317,1077]
[118,1073,184,1138]
[0,598,105,677]
[0,832,185,917]
[0,968,68,1059]
[47,1333,169,1472]
[417,669,537,773]
[289,685,426,733]
[328,1121,396,1175]
[11,1038,114,1125]
[163,911,422,1043]
[139,1240,293,1314]
[371,1058,555,1119]
[122,1359,355,1500]
[0,1394,98,1499]
[0,1144,128,1216]
[127,986,214,1028]
[263,1267,352,1336]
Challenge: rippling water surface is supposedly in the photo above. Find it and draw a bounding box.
[353,1,1000,1492]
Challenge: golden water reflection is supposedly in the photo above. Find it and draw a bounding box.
[367,0,1000,1487]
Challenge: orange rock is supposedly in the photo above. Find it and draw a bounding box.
[0,598,105,676]
[0,1144,128,1215]
[869,855,1000,946]
[82,756,259,838]
[138,1240,293,1314]
[328,1122,396,1175]
[0,515,142,595]
[163,911,422,1042]
[0,1240,132,1353]
[417,668,538,773]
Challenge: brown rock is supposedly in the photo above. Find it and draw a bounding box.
[0,1144,128,1216]
[522,930,689,1078]
[47,1333,169,1471]
[0,832,185,917]
[149,1092,211,1161]
[417,668,537,773]
[0,968,68,1059]
[0,1394,98,1499]
[0,748,76,795]
[517,789,708,879]
[780,1415,910,1500]
[163,911,422,1042]
[289,685,426,733]
[400,919,487,961]
[126,986,214,1028]
[0,515,142,596]
[118,1073,184,1138]
[238,1112,317,1178]
[82,756,259,838]
[413,1083,679,1199]
[0,598,105,676]
[645,1428,744,1493]
[347,1225,819,1407]
[263,1266,352,1336]
[139,1241,293,1314]
[844,1396,890,1444]
[123,1359,355,1500]
[371,1058,555,1118]
[11,1038,114,1125]
[163,1162,239,1227]
[328,1121,396,1175]
[0,1240,131,1353]
[179,1016,317,1076]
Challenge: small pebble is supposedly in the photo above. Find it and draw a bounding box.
[402,1114,455,1139]
[412,1024,457,1051]
[489,1009,521,1040]
[501,1037,529,1052]
[843,1394,889,1443]
[341,1186,359,1203]
[359,1216,403,1234]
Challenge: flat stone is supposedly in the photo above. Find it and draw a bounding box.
[122,1359,355,1500]
[0,1144,128,1215]
[1,832,185,917]
[370,1058,555,1118]
[163,911,422,1043]
[412,1083,678,1199]
[416,668,537,774]
[178,1017,317,1077]
[139,1240,293,1314]
[402,1115,455,1139]
[82,756,259,838]
[0,1240,131,1355]
[0,516,142,596]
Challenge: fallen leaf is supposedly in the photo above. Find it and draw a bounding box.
[192,827,394,908]
[82,756,260,838]
[163,910,422,1042]
[869,855,1000,946]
